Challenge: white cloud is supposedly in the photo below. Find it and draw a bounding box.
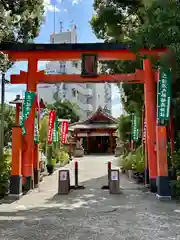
[72,0,82,5]
[111,84,123,117]
[2,85,26,103]
[63,8,67,12]
[38,61,48,70]
[112,103,123,118]
[43,0,60,13]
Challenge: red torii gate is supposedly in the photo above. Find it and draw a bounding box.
[0,42,169,200]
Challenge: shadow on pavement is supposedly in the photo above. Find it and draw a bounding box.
[0,174,179,239]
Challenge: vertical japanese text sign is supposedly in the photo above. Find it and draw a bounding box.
[47,111,56,144]
[34,95,40,144]
[157,68,172,124]
[131,114,139,141]
[21,91,36,136]
[81,54,98,77]
[143,119,146,143]
[52,117,59,143]
[61,120,69,144]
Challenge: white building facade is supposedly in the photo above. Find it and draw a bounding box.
[38,26,112,120]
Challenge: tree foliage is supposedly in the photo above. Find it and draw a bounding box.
[1,104,15,147]
[48,100,80,124]
[117,115,131,141]
[39,115,48,154]
[90,0,180,116]
[0,0,45,71]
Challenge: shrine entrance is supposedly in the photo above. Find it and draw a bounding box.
[0,42,170,200]
[70,106,117,154]
[87,136,110,154]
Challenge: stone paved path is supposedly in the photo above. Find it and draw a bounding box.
[0,155,180,240]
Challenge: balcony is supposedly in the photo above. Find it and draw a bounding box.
[71,84,93,96]
[71,97,93,112]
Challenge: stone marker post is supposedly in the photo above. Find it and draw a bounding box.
[58,169,70,194]
[109,169,120,194]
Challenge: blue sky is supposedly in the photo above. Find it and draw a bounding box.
[3,0,122,117]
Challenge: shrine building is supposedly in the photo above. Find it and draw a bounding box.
[69,106,117,154]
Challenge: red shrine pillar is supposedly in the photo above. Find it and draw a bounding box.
[22,59,37,191]
[156,125,170,199]
[9,97,23,198]
[144,59,157,192]
[156,68,171,200]
[15,103,21,125]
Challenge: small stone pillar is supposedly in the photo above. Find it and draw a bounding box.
[114,138,124,157]
[73,139,84,157]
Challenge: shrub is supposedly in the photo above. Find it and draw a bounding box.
[46,145,54,174]
[123,152,134,170]
[120,145,145,173]
[171,151,180,198]
[59,151,69,166]
[133,145,145,173]
[0,154,11,196]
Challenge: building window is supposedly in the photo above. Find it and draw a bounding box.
[72,61,78,68]
[59,63,63,73]
[62,84,67,90]
[62,64,66,74]
[72,88,77,97]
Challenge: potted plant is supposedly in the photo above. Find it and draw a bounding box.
[46,145,54,175]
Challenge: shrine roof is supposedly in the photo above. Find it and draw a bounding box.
[70,106,118,130]
[70,123,117,131]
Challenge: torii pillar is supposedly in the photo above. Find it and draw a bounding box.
[23,59,37,191]
[144,59,157,192]
[9,95,23,199]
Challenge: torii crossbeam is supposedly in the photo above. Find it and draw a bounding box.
[10,69,158,84]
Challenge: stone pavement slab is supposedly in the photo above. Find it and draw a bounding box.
[0,155,180,240]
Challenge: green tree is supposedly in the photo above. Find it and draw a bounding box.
[39,115,48,154]
[0,104,15,147]
[0,0,45,71]
[90,0,180,117]
[117,115,131,142]
[48,100,80,123]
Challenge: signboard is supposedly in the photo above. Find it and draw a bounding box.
[143,119,146,143]
[45,69,64,74]
[52,117,59,143]
[47,111,56,144]
[21,91,36,135]
[81,53,98,77]
[60,171,67,181]
[131,114,139,141]
[34,111,39,143]
[111,170,119,181]
[157,68,172,124]
[34,95,40,144]
[61,120,69,144]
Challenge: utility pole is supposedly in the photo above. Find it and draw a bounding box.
[60,21,63,32]
[0,72,5,160]
[53,4,56,34]
[51,4,56,43]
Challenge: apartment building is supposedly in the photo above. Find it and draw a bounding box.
[38,25,112,120]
